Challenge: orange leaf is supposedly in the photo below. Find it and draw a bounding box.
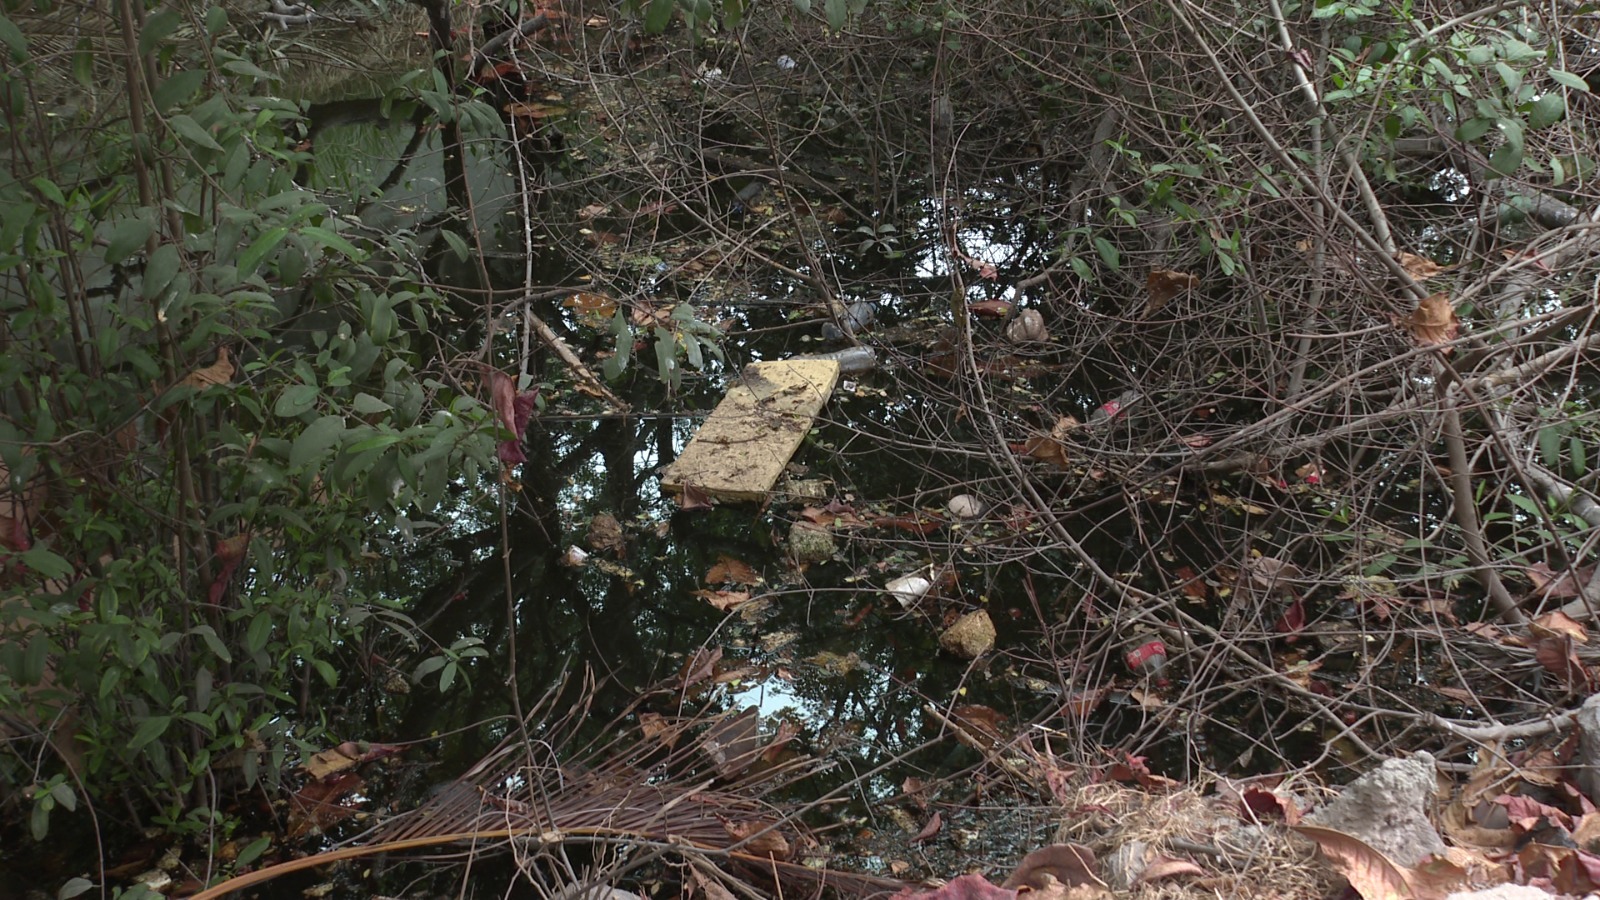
[706,555,761,586]
[1400,293,1458,348]
[1397,252,1446,281]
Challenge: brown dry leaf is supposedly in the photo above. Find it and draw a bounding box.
[178,347,234,390]
[706,555,761,586]
[701,707,761,778]
[587,513,625,555]
[692,589,751,611]
[1145,269,1199,313]
[638,711,679,747]
[1400,293,1459,348]
[911,810,943,844]
[1532,610,1589,643]
[678,646,722,689]
[1135,857,1205,884]
[286,772,365,839]
[719,817,790,859]
[1531,634,1591,690]
[688,865,739,900]
[1003,843,1107,890]
[1527,562,1596,601]
[577,203,610,220]
[1397,252,1447,281]
[562,291,617,317]
[1241,786,1302,824]
[1293,824,1413,900]
[677,483,714,510]
[503,101,569,119]
[1023,417,1078,470]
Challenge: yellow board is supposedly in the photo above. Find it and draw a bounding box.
[661,359,841,502]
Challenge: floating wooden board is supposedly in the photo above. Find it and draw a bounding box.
[661,359,841,502]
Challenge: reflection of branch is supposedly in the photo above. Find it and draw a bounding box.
[521,301,629,412]
[1442,404,1524,624]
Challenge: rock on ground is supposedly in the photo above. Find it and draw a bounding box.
[1304,751,1445,867]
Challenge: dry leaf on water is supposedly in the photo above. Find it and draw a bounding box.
[706,555,761,586]
[1145,269,1199,314]
[719,816,790,859]
[1400,293,1459,348]
[1293,824,1413,900]
[691,589,751,611]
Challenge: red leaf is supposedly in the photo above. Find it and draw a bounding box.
[1274,597,1306,637]
[490,371,539,465]
[893,874,1017,900]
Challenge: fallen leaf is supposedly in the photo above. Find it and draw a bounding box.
[1400,293,1458,348]
[911,810,943,843]
[706,555,761,586]
[490,371,539,465]
[677,483,714,510]
[893,874,1017,900]
[1274,598,1307,637]
[1533,611,1589,643]
[178,347,234,390]
[692,589,751,611]
[504,101,569,119]
[1293,824,1413,900]
[968,299,1015,319]
[563,291,617,317]
[1003,843,1106,890]
[701,707,761,778]
[678,646,722,690]
[303,741,403,780]
[1397,252,1446,281]
[719,816,790,859]
[1145,269,1199,313]
[1135,857,1205,884]
[287,772,365,839]
[587,513,625,555]
[1241,786,1301,824]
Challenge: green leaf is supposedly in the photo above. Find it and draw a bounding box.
[352,392,392,414]
[0,15,28,62]
[58,877,94,900]
[1455,117,1494,142]
[138,8,184,56]
[238,226,289,278]
[235,836,271,868]
[1549,69,1591,93]
[143,244,181,299]
[191,624,233,663]
[1571,436,1587,477]
[290,414,346,469]
[644,0,675,33]
[30,177,65,206]
[792,0,811,12]
[20,548,74,580]
[301,225,363,260]
[205,5,230,34]
[49,782,76,812]
[1527,94,1565,129]
[106,216,156,265]
[128,715,172,752]
[1487,142,1523,178]
[824,0,845,30]
[274,383,319,417]
[246,613,273,654]
[438,228,470,262]
[413,656,446,681]
[312,659,337,687]
[153,69,207,112]
[168,114,223,152]
[1093,236,1119,269]
[439,660,458,692]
